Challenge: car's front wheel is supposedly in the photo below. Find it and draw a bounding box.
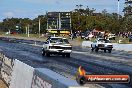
[108,49,112,53]
[91,47,94,52]
[91,45,94,52]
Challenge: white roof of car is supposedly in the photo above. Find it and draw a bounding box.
[97,38,105,40]
[50,37,67,39]
[50,37,62,38]
[97,38,110,41]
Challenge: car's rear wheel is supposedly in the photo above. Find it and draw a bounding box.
[104,49,106,53]
[66,53,70,58]
[62,54,65,57]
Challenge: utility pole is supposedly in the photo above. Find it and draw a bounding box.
[26,26,27,34]
[57,18,58,29]
[59,12,61,30]
[118,0,120,19]
[39,18,41,38]
[28,24,29,37]
[47,19,48,29]
[76,4,83,30]
[70,14,72,40]
[76,5,80,20]
[9,29,10,35]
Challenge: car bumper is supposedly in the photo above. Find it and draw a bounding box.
[47,49,72,53]
[99,47,113,50]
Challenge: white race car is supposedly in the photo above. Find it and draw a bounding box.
[91,38,113,53]
[42,37,72,57]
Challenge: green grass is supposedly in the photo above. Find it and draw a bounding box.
[5,34,40,39]
[111,37,131,44]
[0,32,46,41]
[12,34,40,38]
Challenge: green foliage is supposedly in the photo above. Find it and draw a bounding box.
[32,15,47,34]
[71,10,123,33]
[0,7,132,34]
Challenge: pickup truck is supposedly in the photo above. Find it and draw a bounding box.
[42,37,72,57]
[91,38,113,53]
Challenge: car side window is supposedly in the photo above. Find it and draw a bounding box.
[45,41,49,44]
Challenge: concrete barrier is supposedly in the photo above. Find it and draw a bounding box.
[31,68,88,88]
[112,43,132,51]
[0,50,4,72]
[0,49,4,61]
[0,54,15,86]
[9,60,88,88]
[0,52,89,88]
[9,59,34,88]
[82,41,92,47]
[82,41,132,51]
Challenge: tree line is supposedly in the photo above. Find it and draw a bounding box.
[0,7,132,34]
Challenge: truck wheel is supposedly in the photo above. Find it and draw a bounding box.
[91,47,94,52]
[66,53,70,58]
[95,47,99,52]
[108,49,112,53]
[42,50,45,56]
[46,52,50,57]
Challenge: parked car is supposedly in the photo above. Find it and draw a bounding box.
[108,34,116,40]
[91,38,113,53]
[81,32,92,40]
[42,37,72,57]
[81,33,86,39]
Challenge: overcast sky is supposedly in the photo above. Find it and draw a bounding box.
[0,0,125,21]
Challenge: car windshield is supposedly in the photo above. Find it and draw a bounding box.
[98,39,111,43]
[50,38,69,44]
